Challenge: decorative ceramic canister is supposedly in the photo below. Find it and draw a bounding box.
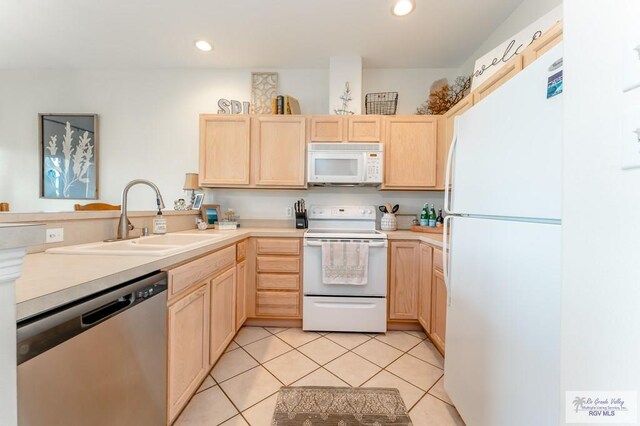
[380,213,397,231]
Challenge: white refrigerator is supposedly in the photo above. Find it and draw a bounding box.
[443,43,563,426]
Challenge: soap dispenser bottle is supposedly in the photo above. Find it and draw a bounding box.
[153,208,167,234]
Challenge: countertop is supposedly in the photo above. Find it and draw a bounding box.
[16,228,304,321]
[15,227,443,321]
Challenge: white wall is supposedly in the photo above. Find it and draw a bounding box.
[0,68,327,213]
[209,187,444,221]
[561,0,640,423]
[458,0,562,76]
[363,68,459,114]
[0,67,447,215]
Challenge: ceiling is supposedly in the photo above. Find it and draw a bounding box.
[0,0,524,69]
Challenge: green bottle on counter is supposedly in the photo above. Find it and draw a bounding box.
[428,204,437,227]
[420,203,428,226]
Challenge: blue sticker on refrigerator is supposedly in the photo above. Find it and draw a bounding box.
[547,70,563,98]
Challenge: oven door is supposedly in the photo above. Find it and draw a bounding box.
[302,238,388,297]
[307,152,366,184]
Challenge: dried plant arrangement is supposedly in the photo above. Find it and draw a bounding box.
[417,75,472,115]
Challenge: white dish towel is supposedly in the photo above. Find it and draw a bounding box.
[321,241,369,285]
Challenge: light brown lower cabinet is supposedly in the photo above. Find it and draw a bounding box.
[252,238,302,319]
[431,267,447,354]
[209,267,236,367]
[236,259,247,329]
[167,283,210,423]
[417,243,434,330]
[389,241,420,320]
[389,240,447,356]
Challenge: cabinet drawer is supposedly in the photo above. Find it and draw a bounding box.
[168,245,235,300]
[256,291,300,317]
[257,273,300,290]
[236,240,247,261]
[256,238,300,255]
[257,256,300,273]
[433,248,444,272]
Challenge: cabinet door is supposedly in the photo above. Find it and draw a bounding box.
[210,267,236,367]
[310,116,344,142]
[438,96,474,189]
[252,116,306,187]
[167,283,210,423]
[418,244,433,331]
[522,21,563,68]
[348,116,381,142]
[431,268,447,355]
[389,241,420,320]
[199,115,251,186]
[236,260,247,329]
[383,116,438,189]
[472,56,523,105]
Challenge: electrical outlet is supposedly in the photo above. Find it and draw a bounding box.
[46,228,64,243]
[286,207,293,217]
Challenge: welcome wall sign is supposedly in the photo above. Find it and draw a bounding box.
[471,5,562,91]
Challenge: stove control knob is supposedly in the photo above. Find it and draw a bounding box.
[361,209,366,214]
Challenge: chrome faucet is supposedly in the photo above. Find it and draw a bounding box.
[117,179,165,240]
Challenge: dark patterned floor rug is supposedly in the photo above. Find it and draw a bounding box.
[271,386,413,425]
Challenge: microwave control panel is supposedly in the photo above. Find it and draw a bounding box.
[365,153,383,182]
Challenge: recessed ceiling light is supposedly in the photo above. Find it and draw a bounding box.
[391,0,415,17]
[195,40,213,52]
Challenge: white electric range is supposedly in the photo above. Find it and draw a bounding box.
[302,205,388,333]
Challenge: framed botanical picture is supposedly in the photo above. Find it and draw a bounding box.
[200,204,220,228]
[39,114,98,199]
[192,193,205,210]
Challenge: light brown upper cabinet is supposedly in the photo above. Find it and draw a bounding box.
[199,115,251,186]
[310,116,344,142]
[389,240,420,320]
[309,115,381,143]
[437,96,474,189]
[199,115,306,188]
[382,116,439,190]
[348,116,382,142]
[522,21,563,68]
[252,116,306,187]
[473,55,523,105]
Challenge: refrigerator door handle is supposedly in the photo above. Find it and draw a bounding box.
[442,215,453,306]
[444,131,457,215]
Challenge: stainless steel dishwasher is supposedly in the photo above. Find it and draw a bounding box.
[17,271,167,426]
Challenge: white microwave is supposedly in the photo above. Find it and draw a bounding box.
[307,143,383,185]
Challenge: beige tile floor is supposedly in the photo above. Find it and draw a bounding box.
[175,326,465,426]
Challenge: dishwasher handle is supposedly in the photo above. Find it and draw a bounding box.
[81,294,134,327]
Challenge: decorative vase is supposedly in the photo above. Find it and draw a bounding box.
[381,213,397,231]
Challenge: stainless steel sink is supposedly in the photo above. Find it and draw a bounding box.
[46,233,225,256]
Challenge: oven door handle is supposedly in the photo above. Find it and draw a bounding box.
[304,240,388,248]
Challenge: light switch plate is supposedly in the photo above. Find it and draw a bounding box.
[46,228,64,243]
[622,89,640,169]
